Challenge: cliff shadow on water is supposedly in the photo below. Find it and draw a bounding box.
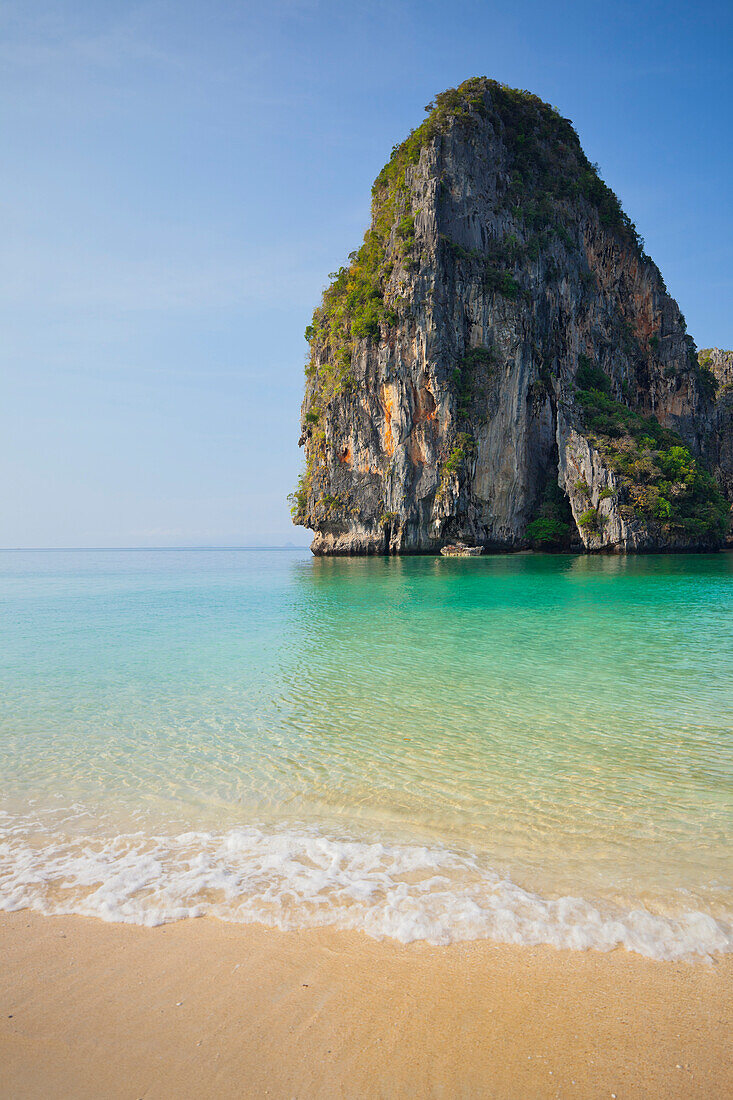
[291,78,731,556]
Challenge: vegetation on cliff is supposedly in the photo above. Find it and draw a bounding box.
[301,77,647,421]
[526,482,575,548]
[574,358,728,541]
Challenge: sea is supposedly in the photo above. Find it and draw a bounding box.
[1,548,731,960]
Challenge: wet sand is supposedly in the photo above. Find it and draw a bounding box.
[1,910,731,1099]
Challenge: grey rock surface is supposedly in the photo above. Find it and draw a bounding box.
[701,348,733,503]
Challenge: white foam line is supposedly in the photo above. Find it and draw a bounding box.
[0,823,730,960]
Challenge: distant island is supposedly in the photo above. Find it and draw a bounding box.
[291,77,732,555]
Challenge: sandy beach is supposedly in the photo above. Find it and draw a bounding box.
[1,911,730,1099]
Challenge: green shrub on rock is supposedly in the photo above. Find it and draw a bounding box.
[575,362,729,541]
[526,481,574,548]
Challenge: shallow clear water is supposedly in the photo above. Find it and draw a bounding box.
[1,549,731,957]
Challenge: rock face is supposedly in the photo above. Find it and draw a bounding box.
[293,78,729,554]
[701,348,733,504]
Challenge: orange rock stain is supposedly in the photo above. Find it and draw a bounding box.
[381,385,395,458]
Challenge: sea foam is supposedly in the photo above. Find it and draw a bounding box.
[1,819,730,960]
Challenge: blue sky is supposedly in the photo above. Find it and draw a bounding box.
[2,0,731,547]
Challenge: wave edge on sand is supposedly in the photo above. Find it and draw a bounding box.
[1,818,731,961]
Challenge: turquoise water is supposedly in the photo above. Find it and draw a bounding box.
[1,549,731,957]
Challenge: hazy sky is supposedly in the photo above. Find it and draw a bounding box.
[2,0,731,547]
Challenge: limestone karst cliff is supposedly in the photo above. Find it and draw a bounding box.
[292,78,729,554]
[701,348,733,507]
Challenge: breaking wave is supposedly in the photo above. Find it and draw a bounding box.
[1,817,730,961]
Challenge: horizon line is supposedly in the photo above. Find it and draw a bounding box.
[0,545,312,552]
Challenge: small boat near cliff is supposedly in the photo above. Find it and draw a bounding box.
[440,543,483,557]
